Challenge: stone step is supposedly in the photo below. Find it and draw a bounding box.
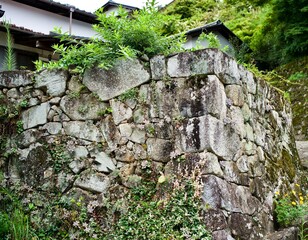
[265,227,299,240]
[296,141,308,169]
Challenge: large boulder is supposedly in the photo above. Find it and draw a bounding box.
[22,102,50,129]
[74,170,110,193]
[0,71,32,87]
[83,59,150,101]
[60,94,108,120]
[180,115,240,160]
[35,69,68,97]
[63,121,102,142]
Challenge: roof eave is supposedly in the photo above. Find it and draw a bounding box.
[185,20,242,44]
[102,1,139,12]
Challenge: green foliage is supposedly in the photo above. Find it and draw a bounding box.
[2,20,17,71]
[250,0,308,67]
[77,106,89,115]
[19,99,29,108]
[288,72,307,82]
[163,0,307,68]
[162,0,270,44]
[0,188,32,240]
[36,0,184,74]
[275,186,308,228]
[0,187,105,239]
[0,96,29,123]
[97,107,113,116]
[103,179,211,240]
[29,195,105,239]
[204,32,220,48]
[16,120,24,134]
[146,124,156,136]
[48,143,70,173]
[118,88,139,101]
[270,57,308,139]
[192,32,217,51]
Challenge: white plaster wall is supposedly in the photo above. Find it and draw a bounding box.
[183,31,234,55]
[1,0,96,37]
[104,6,133,16]
[104,6,120,16]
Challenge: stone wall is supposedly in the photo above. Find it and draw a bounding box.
[0,48,302,239]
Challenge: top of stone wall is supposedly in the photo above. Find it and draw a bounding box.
[0,49,267,99]
[0,70,33,88]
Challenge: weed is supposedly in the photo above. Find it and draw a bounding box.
[191,32,228,53]
[98,107,113,117]
[68,91,81,99]
[2,20,17,71]
[48,143,70,173]
[275,184,308,231]
[102,178,211,239]
[16,120,23,134]
[0,105,8,118]
[0,188,32,240]
[146,124,156,135]
[19,99,29,108]
[173,115,185,123]
[288,72,307,82]
[118,88,138,102]
[78,106,88,115]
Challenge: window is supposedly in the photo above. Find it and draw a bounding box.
[15,49,38,71]
[0,46,38,71]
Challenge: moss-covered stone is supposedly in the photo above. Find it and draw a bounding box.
[18,145,52,188]
[280,149,296,181]
[273,57,308,140]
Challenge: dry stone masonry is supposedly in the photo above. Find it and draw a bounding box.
[0,49,303,239]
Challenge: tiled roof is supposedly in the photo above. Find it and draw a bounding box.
[0,21,46,36]
[102,0,139,11]
[185,20,242,44]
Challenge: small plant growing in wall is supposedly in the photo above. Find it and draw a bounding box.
[77,106,89,115]
[97,107,113,117]
[16,120,23,134]
[101,159,212,240]
[3,20,17,71]
[118,88,139,102]
[48,142,71,173]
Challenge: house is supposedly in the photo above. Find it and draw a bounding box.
[0,0,97,70]
[100,2,241,54]
[0,0,142,71]
[183,20,242,54]
[0,0,242,71]
[101,0,139,16]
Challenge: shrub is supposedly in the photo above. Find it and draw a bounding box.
[103,178,211,240]
[35,0,184,73]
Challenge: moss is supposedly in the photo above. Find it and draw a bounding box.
[265,148,298,184]
[273,57,308,139]
[280,149,296,181]
[19,145,51,187]
[265,161,280,184]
